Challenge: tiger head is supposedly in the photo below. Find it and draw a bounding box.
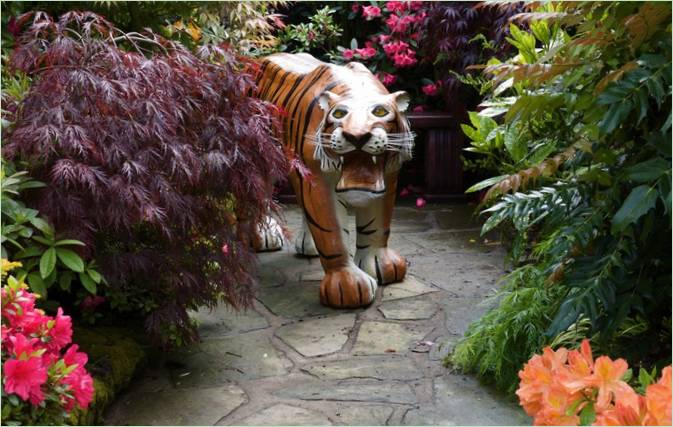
[310,62,414,201]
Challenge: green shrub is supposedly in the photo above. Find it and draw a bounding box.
[453,1,672,393]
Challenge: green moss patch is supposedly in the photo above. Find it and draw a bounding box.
[69,326,147,425]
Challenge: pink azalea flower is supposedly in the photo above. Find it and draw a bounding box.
[378,34,391,44]
[47,307,72,352]
[386,14,416,33]
[399,187,411,197]
[14,308,48,336]
[3,357,47,403]
[63,344,89,368]
[422,83,438,96]
[383,40,410,57]
[62,368,94,410]
[416,197,426,208]
[356,47,377,59]
[364,40,375,49]
[409,1,424,11]
[342,49,355,60]
[221,243,229,255]
[392,50,417,68]
[351,2,360,13]
[386,1,408,14]
[8,333,38,358]
[362,5,382,20]
[413,105,426,112]
[381,72,397,86]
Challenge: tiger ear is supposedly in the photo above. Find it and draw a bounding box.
[318,91,340,112]
[391,91,410,113]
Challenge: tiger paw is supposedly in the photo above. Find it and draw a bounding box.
[254,216,283,252]
[319,266,377,308]
[354,247,407,285]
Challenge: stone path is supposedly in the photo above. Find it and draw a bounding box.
[105,204,529,426]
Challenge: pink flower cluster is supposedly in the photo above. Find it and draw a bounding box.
[345,1,431,97]
[2,272,94,413]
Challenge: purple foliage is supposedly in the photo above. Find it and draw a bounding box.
[3,11,289,345]
[421,2,527,112]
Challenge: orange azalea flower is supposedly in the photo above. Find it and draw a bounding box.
[644,366,672,426]
[594,388,647,426]
[580,356,632,411]
[535,384,582,426]
[518,354,554,416]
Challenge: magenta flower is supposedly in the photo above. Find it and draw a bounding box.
[356,47,377,59]
[80,295,106,312]
[386,1,408,14]
[413,105,426,113]
[416,197,427,208]
[3,357,47,403]
[61,367,94,410]
[381,72,397,86]
[47,308,73,352]
[342,49,355,60]
[392,50,417,68]
[422,83,438,96]
[362,5,382,20]
[383,40,410,57]
[351,2,360,13]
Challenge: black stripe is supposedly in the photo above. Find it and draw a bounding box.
[264,233,269,250]
[374,256,383,285]
[260,65,283,100]
[338,199,348,209]
[392,262,397,281]
[342,228,350,235]
[317,248,342,260]
[383,229,391,237]
[280,75,305,110]
[303,207,331,232]
[358,259,363,268]
[266,70,289,102]
[335,188,386,194]
[357,280,363,304]
[272,73,301,106]
[338,281,344,306]
[288,66,330,149]
[356,218,375,233]
[297,80,339,157]
[358,229,377,236]
[356,244,370,249]
[301,233,306,253]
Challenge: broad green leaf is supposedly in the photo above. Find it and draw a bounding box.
[624,158,669,183]
[15,245,42,259]
[27,272,47,297]
[39,247,56,279]
[599,101,632,134]
[87,269,102,284]
[579,403,596,426]
[59,271,73,292]
[611,185,658,233]
[32,235,54,246]
[79,273,97,294]
[53,239,86,247]
[465,175,507,193]
[504,129,527,162]
[29,217,53,235]
[56,248,85,272]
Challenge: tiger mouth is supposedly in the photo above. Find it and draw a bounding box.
[335,151,387,194]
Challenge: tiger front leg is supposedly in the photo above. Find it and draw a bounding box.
[290,173,377,308]
[353,187,407,285]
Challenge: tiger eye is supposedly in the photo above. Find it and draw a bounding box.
[372,106,389,117]
[332,109,348,119]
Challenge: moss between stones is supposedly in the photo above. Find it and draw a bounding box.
[68,326,147,425]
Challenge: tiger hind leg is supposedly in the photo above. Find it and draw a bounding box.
[294,216,319,257]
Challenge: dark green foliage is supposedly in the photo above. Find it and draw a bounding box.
[453,1,672,393]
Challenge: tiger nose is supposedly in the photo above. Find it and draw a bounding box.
[342,131,372,149]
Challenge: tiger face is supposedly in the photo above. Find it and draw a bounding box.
[311,81,414,205]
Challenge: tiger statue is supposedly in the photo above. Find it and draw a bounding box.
[255,53,414,308]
